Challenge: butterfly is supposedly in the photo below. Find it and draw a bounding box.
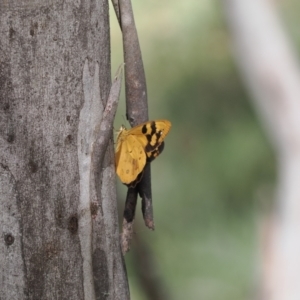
[115,119,171,185]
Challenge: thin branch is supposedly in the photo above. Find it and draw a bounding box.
[138,164,154,229]
[92,64,123,189]
[121,187,138,254]
[114,0,155,236]
[118,0,148,125]
[111,0,121,27]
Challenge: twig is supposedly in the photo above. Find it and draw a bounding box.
[92,64,123,192]
[121,187,138,254]
[111,0,121,27]
[114,0,155,241]
[118,0,148,125]
[138,164,154,229]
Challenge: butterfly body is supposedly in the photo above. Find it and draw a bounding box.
[115,120,171,185]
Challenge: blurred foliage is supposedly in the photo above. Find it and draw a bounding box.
[108,0,300,299]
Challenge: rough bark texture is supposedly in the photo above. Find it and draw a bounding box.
[223,1,300,299]
[0,1,129,299]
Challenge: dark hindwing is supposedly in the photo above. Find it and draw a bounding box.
[146,142,165,162]
[140,121,169,159]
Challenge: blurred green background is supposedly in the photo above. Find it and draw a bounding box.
[110,0,299,299]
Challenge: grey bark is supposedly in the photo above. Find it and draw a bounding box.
[0,1,129,299]
[223,0,300,299]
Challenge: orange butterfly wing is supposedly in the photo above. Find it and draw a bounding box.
[115,120,171,185]
[115,134,147,184]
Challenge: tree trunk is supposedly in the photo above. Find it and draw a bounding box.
[0,1,129,299]
[222,0,300,299]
